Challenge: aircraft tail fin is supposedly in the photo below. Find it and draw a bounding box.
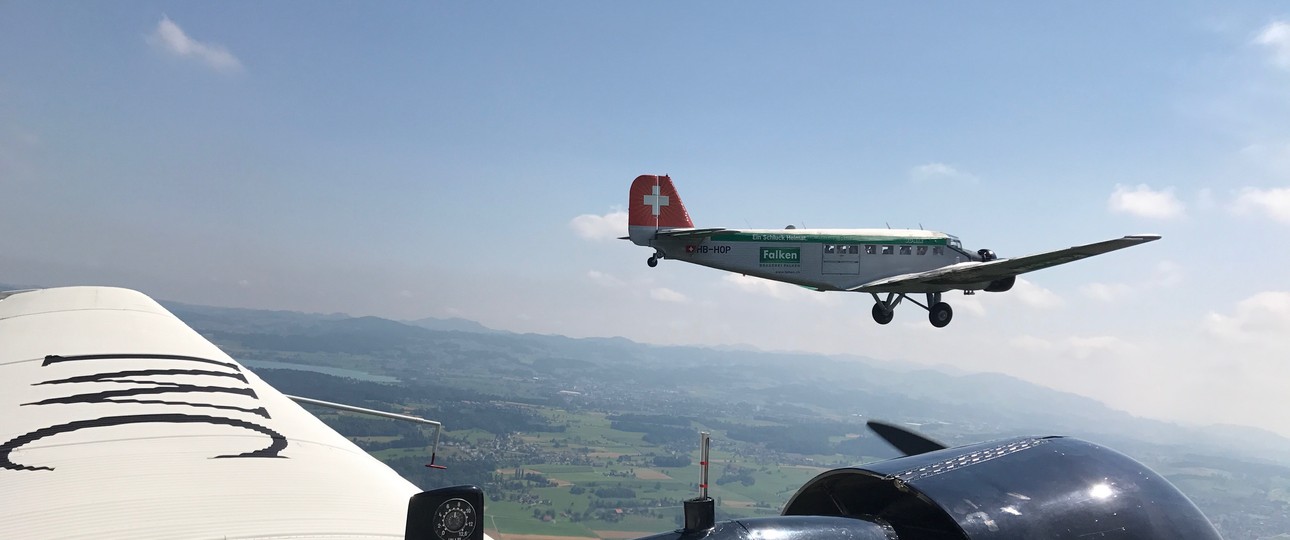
[628,175,693,245]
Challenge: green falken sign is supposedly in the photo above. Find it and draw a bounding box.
[759,247,800,265]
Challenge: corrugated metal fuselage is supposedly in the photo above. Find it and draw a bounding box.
[642,228,980,293]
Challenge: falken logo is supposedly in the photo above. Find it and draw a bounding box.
[759,247,800,265]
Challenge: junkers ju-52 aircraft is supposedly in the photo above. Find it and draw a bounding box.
[2,286,1224,539]
[625,175,1160,328]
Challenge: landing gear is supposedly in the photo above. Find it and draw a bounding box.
[871,303,894,325]
[929,302,953,328]
[870,292,955,328]
[647,256,658,268]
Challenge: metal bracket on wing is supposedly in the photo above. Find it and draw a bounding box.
[286,395,447,470]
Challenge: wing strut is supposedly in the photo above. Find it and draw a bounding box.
[287,395,447,470]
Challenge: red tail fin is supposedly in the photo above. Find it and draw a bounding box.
[629,175,693,229]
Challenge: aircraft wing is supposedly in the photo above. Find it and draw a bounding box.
[654,227,731,238]
[850,234,1161,292]
[0,287,423,539]
[619,227,731,240]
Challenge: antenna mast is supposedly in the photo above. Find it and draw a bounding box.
[682,431,715,532]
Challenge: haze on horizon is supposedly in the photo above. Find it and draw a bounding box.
[3,2,1290,438]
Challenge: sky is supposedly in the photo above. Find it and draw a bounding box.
[3,2,1290,436]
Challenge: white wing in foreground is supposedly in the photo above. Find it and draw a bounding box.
[0,287,419,539]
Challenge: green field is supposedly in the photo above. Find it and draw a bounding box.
[368,406,857,539]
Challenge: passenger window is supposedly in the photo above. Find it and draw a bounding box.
[917,246,928,255]
[865,245,877,255]
[825,245,836,254]
[899,246,912,255]
[933,247,944,255]
[847,245,859,254]
[881,246,894,255]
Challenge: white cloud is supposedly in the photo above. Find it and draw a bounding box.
[1107,184,1186,219]
[909,163,978,184]
[1009,335,1053,352]
[720,274,834,304]
[1238,142,1290,174]
[1255,20,1290,69]
[1196,188,1216,212]
[586,270,624,288]
[1065,335,1137,360]
[570,210,628,241]
[1007,333,1133,360]
[1013,278,1064,309]
[1080,282,1134,303]
[1231,186,1290,224]
[722,274,795,300]
[1205,291,1290,346]
[1152,260,1183,288]
[952,295,987,317]
[1079,261,1182,302]
[649,287,688,303]
[147,16,242,73]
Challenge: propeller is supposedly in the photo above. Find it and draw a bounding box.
[866,420,948,457]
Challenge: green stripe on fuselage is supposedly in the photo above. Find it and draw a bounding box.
[709,232,948,245]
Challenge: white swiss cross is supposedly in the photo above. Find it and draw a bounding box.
[643,185,670,216]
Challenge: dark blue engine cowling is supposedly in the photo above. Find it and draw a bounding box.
[782,436,1221,539]
[630,436,1221,540]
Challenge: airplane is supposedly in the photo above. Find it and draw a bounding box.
[625,174,1161,327]
[1,286,1223,539]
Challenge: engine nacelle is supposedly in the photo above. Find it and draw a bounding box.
[779,436,1222,540]
[635,437,1222,540]
[977,248,997,261]
[984,276,1016,292]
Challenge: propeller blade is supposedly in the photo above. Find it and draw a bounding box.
[867,420,948,457]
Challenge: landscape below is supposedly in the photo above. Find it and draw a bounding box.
[159,301,1290,540]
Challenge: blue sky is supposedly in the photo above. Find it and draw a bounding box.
[4,2,1290,436]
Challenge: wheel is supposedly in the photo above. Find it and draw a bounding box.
[929,302,953,328]
[871,303,894,325]
[647,256,658,268]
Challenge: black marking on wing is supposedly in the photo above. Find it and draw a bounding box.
[70,398,270,418]
[0,413,288,472]
[22,384,258,406]
[35,368,248,385]
[44,354,240,372]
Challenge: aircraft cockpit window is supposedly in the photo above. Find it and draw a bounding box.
[949,238,962,249]
[881,246,894,255]
[917,246,928,255]
[899,246,912,255]
[865,245,877,255]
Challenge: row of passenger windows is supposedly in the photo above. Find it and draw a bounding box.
[824,244,945,256]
